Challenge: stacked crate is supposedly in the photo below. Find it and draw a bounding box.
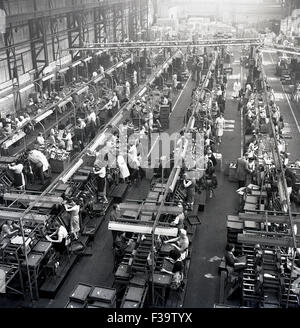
[66,283,92,308]
[121,285,147,308]
[159,105,170,131]
[86,286,117,308]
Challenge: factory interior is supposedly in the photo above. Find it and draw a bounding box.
[1,0,300,310]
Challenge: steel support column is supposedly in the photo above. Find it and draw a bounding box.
[4,23,22,111]
[67,9,88,61]
[94,5,107,44]
[113,3,124,42]
[29,17,49,79]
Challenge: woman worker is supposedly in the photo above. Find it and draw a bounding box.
[63,199,80,240]
[93,164,108,203]
[163,229,189,261]
[8,161,25,190]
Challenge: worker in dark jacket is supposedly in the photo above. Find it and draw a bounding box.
[110,203,120,248]
[236,154,250,188]
[225,243,238,268]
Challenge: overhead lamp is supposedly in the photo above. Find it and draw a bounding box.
[89,128,108,152]
[106,68,114,75]
[2,131,26,150]
[116,62,124,68]
[94,75,104,83]
[76,86,89,95]
[138,87,147,97]
[60,159,84,184]
[96,50,103,56]
[82,56,92,63]
[58,97,72,108]
[149,77,155,85]
[108,222,178,237]
[124,57,131,64]
[34,109,54,123]
[59,67,69,74]
[71,61,81,68]
[42,74,55,82]
[163,63,169,70]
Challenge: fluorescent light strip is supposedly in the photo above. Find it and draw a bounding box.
[34,109,54,123]
[42,74,55,82]
[77,86,89,95]
[116,62,123,68]
[59,67,69,73]
[60,158,84,184]
[82,56,92,63]
[94,75,104,83]
[138,87,147,97]
[2,131,26,149]
[58,97,72,108]
[71,61,81,68]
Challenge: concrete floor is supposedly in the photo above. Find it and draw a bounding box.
[184,50,243,307]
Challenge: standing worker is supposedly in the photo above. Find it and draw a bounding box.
[64,199,80,240]
[8,161,25,190]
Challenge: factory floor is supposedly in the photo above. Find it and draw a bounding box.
[36,77,196,308]
[3,48,300,309]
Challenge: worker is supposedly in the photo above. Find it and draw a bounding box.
[236,154,250,188]
[8,161,25,190]
[46,221,69,266]
[224,243,239,268]
[27,148,50,185]
[111,92,120,115]
[161,248,184,290]
[117,152,130,183]
[48,128,56,146]
[93,164,108,203]
[170,204,186,229]
[128,141,140,183]
[0,220,19,242]
[64,199,80,240]
[232,79,241,99]
[163,229,189,260]
[215,113,225,144]
[110,204,121,247]
[125,80,131,98]
[183,174,196,209]
[62,129,73,152]
[36,132,45,146]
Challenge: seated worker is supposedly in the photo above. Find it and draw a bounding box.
[113,232,131,272]
[170,204,186,229]
[161,248,184,290]
[224,243,246,273]
[163,229,189,260]
[0,220,19,242]
[46,221,69,260]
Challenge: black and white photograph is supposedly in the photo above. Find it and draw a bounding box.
[0,0,299,318]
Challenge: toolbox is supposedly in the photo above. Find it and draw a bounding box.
[124,286,145,302]
[122,300,140,308]
[65,301,86,308]
[69,283,93,303]
[88,286,116,304]
[32,240,52,254]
